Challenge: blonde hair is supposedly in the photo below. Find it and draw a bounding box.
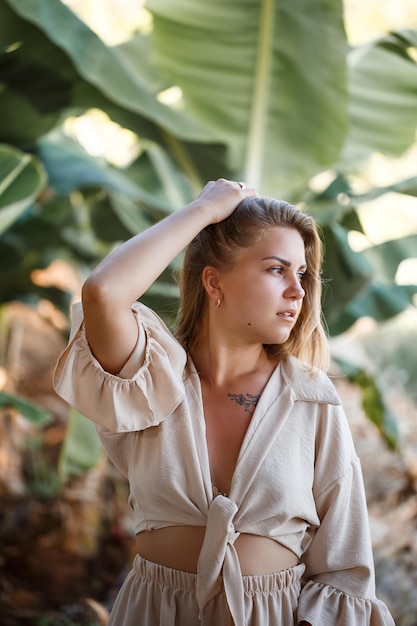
[175,197,329,372]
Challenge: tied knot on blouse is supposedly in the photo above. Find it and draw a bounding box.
[197,495,244,623]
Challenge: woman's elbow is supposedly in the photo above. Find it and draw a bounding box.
[82,273,111,309]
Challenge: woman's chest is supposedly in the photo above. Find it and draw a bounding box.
[126,405,316,521]
[202,389,256,496]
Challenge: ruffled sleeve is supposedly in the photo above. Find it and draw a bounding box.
[53,301,187,433]
[298,580,395,625]
[297,403,395,625]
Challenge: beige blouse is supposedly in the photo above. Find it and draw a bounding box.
[54,302,395,626]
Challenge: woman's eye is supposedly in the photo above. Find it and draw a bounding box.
[269,266,283,274]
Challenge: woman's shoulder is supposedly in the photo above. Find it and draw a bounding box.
[119,301,186,375]
[132,301,184,347]
[53,301,187,432]
[281,356,341,406]
[131,301,174,331]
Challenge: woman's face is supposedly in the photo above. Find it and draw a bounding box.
[216,226,307,347]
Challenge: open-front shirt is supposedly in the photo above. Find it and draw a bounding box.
[54,302,395,625]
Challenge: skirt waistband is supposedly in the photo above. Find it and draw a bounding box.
[132,554,305,595]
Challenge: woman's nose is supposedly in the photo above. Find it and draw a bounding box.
[285,278,305,299]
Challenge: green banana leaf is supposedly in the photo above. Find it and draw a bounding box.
[0,390,52,426]
[332,283,417,335]
[320,222,374,330]
[0,0,168,150]
[3,0,211,142]
[361,235,417,283]
[37,130,188,220]
[353,175,417,203]
[0,144,46,233]
[0,194,78,309]
[147,0,348,195]
[305,174,417,335]
[2,0,350,197]
[333,358,399,450]
[0,0,72,145]
[58,409,103,482]
[341,30,417,168]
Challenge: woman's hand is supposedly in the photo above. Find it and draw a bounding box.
[195,178,258,224]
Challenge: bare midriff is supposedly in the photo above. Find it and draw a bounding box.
[136,525,299,575]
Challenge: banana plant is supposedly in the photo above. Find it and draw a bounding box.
[0,144,46,234]
[1,0,417,456]
[1,0,416,325]
[0,391,51,426]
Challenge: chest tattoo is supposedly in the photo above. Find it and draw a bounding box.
[227,392,260,414]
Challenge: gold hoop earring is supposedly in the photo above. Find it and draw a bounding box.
[215,297,221,307]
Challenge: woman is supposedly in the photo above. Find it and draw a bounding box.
[54,179,395,625]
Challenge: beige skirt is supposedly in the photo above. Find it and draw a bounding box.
[108,554,305,626]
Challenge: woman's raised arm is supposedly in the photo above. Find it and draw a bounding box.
[81,179,256,374]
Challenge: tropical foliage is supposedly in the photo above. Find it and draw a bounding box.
[1,0,417,458]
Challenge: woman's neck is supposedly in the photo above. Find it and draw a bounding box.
[190,340,275,389]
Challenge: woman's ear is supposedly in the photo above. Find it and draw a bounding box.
[201,266,222,301]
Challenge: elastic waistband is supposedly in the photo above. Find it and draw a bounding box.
[242,563,305,595]
[133,554,197,593]
[133,554,305,596]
